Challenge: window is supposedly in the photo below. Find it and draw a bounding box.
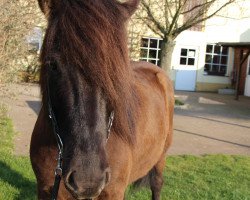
[140,37,162,66]
[204,44,229,76]
[180,48,196,66]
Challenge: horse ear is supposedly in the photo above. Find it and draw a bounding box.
[37,0,60,17]
[119,0,140,17]
[38,0,50,16]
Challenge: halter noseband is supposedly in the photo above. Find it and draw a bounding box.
[47,83,114,200]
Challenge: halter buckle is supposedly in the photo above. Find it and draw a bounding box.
[107,111,114,141]
[55,167,62,176]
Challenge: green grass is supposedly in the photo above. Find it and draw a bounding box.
[0,104,250,200]
[127,155,250,200]
[0,104,36,200]
[175,99,184,106]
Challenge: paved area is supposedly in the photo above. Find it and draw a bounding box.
[0,83,41,155]
[168,91,250,155]
[0,83,250,156]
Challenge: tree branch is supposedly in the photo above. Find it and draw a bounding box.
[141,0,166,35]
[174,0,235,35]
[167,0,186,35]
[181,0,215,15]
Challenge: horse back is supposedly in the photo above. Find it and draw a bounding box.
[132,61,174,147]
[128,61,174,182]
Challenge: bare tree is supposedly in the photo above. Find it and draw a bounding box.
[134,0,235,72]
[0,0,46,83]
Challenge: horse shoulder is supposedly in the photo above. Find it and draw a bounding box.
[131,61,174,99]
[131,61,174,149]
[155,70,174,150]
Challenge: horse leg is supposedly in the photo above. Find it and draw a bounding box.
[149,157,165,200]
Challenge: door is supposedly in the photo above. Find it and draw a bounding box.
[244,55,250,97]
[175,46,198,91]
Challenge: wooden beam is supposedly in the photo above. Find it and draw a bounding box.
[235,48,250,100]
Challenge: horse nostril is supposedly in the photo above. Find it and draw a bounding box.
[105,168,111,185]
[66,171,78,191]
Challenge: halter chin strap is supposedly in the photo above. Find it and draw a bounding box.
[47,84,114,199]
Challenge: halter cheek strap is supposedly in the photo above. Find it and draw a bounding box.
[47,82,64,200]
[107,111,114,141]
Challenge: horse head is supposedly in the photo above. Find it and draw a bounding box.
[45,58,113,199]
[38,0,139,199]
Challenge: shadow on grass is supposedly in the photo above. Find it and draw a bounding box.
[0,161,36,199]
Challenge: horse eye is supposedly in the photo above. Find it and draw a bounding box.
[50,63,58,71]
[46,61,58,72]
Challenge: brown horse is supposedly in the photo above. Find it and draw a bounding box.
[30,0,174,199]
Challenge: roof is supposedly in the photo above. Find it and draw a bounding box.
[217,42,250,48]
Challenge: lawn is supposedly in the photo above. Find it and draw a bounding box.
[0,104,250,200]
[127,155,250,200]
[0,104,36,200]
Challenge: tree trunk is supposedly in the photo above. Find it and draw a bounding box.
[160,37,175,75]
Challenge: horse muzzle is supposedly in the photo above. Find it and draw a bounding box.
[64,168,111,199]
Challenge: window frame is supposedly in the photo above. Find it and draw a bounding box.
[179,48,197,66]
[204,44,229,76]
[140,37,163,66]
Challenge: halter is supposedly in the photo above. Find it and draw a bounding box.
[48,99,63,200]
[47,82,114,200]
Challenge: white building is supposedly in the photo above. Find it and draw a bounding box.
[129,0,250,96]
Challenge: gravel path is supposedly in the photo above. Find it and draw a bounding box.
[0,83,41,155]
[0,83,250,156]
[169,91,250,155]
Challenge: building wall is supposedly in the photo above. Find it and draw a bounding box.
[128,17,159,61]
[205,0,250,43]
[128,0,250,92]
[170,31,234,89]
